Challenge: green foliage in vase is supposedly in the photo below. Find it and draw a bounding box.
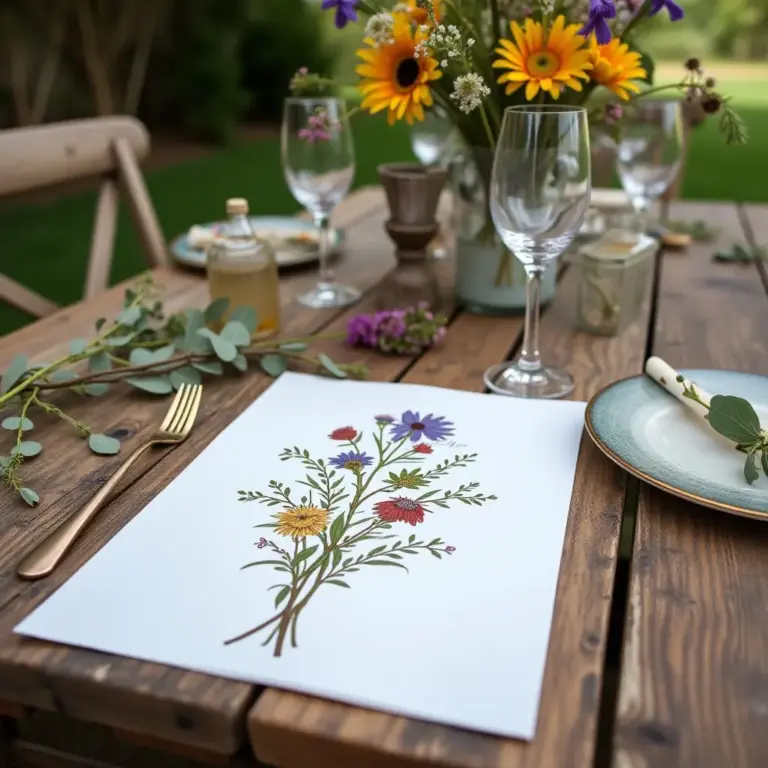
[0,276,365,507]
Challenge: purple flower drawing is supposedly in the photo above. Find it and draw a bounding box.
[329,451,375,472]
[390,411,455,443]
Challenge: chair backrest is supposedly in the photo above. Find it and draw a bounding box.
[0,116,169,318]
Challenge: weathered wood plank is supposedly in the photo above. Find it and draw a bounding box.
[0,189,388,755]
[737,202,768,296]
[247,246,658,767]
[615,202,768,768]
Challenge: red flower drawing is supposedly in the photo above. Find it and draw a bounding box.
[374,497,425,526]
[413,443,433,454]
[329,426,357,440]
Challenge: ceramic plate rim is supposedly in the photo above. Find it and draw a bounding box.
[585,369,768,521]
[170,216,343,270]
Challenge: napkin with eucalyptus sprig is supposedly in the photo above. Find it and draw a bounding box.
[646,357,767,485]
[0,276,366,506]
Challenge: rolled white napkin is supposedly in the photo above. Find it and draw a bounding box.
[187,225,217,249]
[644,356,711,419]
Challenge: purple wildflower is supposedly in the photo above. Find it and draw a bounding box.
[321,0,358,29]
[390,411,455,443]
[374,309,407,341]
[346,314,377,347]
[647,0,684,22]
[329,451,374,472]
[375,414,395,424]
[346,305,447,355]
[298,112,334,143]
[580,0,616,45]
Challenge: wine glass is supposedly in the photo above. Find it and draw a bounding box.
[282,97,360,308]
[484,105,591,399]
[616,100,684,234]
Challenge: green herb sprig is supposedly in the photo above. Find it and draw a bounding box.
[0,276,366,506]
[678,376,768,485]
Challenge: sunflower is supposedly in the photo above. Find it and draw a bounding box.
[404,0,441,26]
[588,36,648,100]
[275,505,329,539]
[492,16,593,101]
[357,12,442,125]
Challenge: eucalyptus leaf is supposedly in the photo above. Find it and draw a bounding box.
[232,354,248,372]
[69,338,88,355]
[318,353,346,379]
[20,487,39,506]
[105,334,135,347]
[745,452,760,485]
[1,355,28,394]
[279,342,308,352]
[260,353,288,377]
[204,297,230,323]
[192,360,224,375]
[220,321,251,347]
[13,441,42,457]
[170,367,203,389]
[126,376,174,395]
[196,328,237,362]
[707,395,762,444]
[117,306,141,326]
[228,306,258,334]
[84,382,110,396]
[88,351,112,373]
[274,585,290,608]
[129,348,155,366]
[2,416,33,431]
[50,369,79,383]
[89,433,121,455]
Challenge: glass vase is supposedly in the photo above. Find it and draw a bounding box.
[451,147,557,315]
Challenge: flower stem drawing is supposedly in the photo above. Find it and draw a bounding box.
[224,412,497,657]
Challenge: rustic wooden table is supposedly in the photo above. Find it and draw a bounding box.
[0,188,766,768]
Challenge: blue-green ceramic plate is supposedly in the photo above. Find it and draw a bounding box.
[586,369,768,520]
[170,216,343,270]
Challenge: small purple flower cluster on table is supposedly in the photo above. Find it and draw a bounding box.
[346,304,447,355]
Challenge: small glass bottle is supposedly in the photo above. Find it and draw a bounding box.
[207,198,280,338]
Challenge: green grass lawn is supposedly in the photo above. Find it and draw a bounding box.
[0,62,765,336]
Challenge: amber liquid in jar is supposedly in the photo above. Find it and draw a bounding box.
[207,197,281,339]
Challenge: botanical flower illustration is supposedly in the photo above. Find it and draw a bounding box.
[227,411,496,656]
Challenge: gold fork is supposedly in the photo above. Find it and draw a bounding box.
[17,383,203,581]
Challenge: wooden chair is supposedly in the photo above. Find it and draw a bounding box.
[0,116,169,318]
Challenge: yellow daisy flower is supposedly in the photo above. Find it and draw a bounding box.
[275,505,329,539]
[492,16,593,101]
[356,12,442,125]
[588,36,648,100]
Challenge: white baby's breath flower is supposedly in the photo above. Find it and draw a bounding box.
[365,13,395,46]
[441,59,448,68]
[450,73,491,114]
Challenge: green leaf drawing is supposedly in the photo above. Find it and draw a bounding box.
[204,297,230,323]
[241,560,287,570]
[13,441,42,457]
[318,353,346,379]
[329,513,345,544]
[365,559,409,571]
[707,395,762,444]
[228,306,258,334]
[2,416,33,431]
[20,487,39,506]
[1,355,28,394]
[196,328,237,362]
[326,579,351,588]
[293,545,318,566]
[260,354,288,377]
[126,376,174,395]
[745,453,760,485]
[89,433,121,455]
[274,586,291,608]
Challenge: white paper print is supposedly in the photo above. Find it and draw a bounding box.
[16,372,586,741]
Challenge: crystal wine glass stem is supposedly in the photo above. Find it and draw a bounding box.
[314,212,334,287]
[518,266,543,372]
[631,195,652,235]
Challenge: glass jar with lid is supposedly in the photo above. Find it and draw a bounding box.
[572,230,657,336]
[206,198,280,338]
